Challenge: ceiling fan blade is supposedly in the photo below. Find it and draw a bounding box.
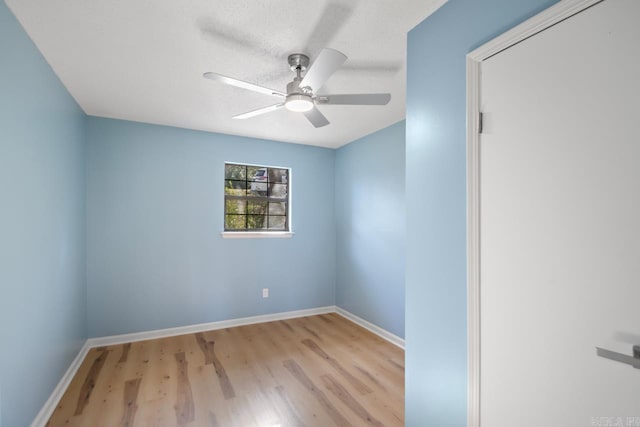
[340,61,402,75]
[303,107,330,128]
[199,17,288,61]
[233,103,285,119]
[299,48,347,92]
[203,72,285,98]
[316,93,391,105]
[305,3,354,58]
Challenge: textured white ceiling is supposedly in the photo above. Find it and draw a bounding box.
[6,0,445,148]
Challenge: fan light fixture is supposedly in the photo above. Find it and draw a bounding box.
[285,94,313,112]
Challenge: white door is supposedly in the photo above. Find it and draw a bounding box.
[479,0,640,425]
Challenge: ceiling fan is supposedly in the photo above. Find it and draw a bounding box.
[203,48,391,128]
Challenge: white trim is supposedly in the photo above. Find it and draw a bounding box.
[466,53,482,427]
[30,341,91,427]
[224,161,291,170]
[221,231,294,239]
[335,307,405,349]
[467,0,602,62]
[223,161,293,236]
[465,2,602,426]
[88,306,335,347]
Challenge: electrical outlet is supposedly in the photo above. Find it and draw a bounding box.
[262,288,269,298]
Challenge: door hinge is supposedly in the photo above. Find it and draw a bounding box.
[478,112,484,134]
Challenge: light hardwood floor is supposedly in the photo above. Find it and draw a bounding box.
[46,313,404,426]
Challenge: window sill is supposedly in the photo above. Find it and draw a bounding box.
[221,231,294,239]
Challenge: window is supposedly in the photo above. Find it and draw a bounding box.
[224,163,290,233]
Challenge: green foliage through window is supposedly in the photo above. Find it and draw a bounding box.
[224,163,289,231]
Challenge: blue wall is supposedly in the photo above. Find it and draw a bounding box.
[86,117,336,337]
[335,121,405,338]
[0,2,87,426]
[405,0,559,425]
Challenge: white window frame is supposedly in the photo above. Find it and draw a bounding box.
[221,162,293,239]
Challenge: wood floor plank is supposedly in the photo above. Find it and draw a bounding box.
[195,332,215,365]
[85,343,135,427]
[74,349,109,415]
[354,364,386,392]
[208,411,220,427]
[274,385,307,427]
[207,337,236,399]
[225,325,279,396]
[305,315,404,395]
[47,314,404,427]
[118,343,131,364]
[321,374,384,427]
[119,377,142,427]
[301,338,373,395]
[280,316,405,425]
[250,322,350,426]
[137,336,180,426]
[317,314,403,362]
[174,351,195,425]
[46,348,99,426]
[283,359,352,427]
[236,322,338,426]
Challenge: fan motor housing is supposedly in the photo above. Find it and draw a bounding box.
[286,78,311,96]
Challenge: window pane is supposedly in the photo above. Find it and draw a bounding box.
[247,215,268,229]
[269,183,288,199]
[269,202,287,215]
[225,164,246,180]
[248,182,267,196]
[225,199,246,214]
[225,180,246,196]
[225,215,246,230]
[247,201,267,214]
[248,166,268,182]
[268,216,286,230]
[269,168,288,184]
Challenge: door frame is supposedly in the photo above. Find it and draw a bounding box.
[465,1,603,425]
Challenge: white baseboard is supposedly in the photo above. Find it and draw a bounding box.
[88,306,336,347]
[335,306,405,349]
[30,340,91,427]
[31,305,403,426]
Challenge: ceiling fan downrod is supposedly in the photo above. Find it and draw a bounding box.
[285,53,313,112]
